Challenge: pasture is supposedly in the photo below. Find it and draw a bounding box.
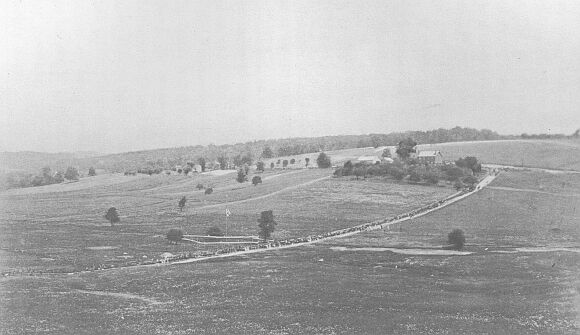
[419,139,580,170]
[1,172,578,334]
[1,142,579,334]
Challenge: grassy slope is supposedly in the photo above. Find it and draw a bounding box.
[419,139,580,170]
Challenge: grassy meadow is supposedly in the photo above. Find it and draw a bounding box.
[1,141,579,334]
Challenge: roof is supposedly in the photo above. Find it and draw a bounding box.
[357,156,381,161]
[417,151,442,157]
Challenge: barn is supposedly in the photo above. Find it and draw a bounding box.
[417,151,444,165]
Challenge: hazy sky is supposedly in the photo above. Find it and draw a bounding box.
[1,0,579,153]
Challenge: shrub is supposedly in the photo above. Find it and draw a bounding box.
[462,175,479,186]
[408,171,421,182]
[257,161,265,172]
[236,168,248,183]
[389,167,406,180]
[178,196,187,211]
[282,160,289,168]
[88,167,96,176]
[333,167,344,177]
[343,161,353,176]
[196,183,204,190]
[270,162,275,169]
[454,179,464,190]
[206,226,224,237]
[167,229,184,244]
[205,187,213,195]
[290,158,295,164]
[305,157,310,167]
[252,175,262,186]
[425,173,439,185]
[447,229,466,250]
[64,167,79,181]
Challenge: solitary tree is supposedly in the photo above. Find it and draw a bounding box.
[88,167,96,176]
[305,157,310,167]
[290,158,295,164]
[258,210,277,240]
[270,162,275,169]
[217,155,229,170]
[183,166,192,175]
[236,168,247,183]
[447,229,466,250]
[316,152,331,168]
[205,187,213,195]
[178,196,187,211]
[53,171,65,183]
[282,160,289,168]
[104,207,120,226]
[252,175,262,186]
[196,183,205,190]
[256,161,265,172]
[166,228,184,244]
[64,167,79,181]
[343,160,354,175]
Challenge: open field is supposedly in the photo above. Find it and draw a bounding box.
[0,165,454,274]
[1,171,578,334]
[1,144,579,334]
[419,139,580,171]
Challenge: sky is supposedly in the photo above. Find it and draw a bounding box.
[1,0,579,153]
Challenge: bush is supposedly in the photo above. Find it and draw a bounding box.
[305,157,310,167]
[462,175,479,186]
[333,167,344,177]
[205,187,213,195]
[425,173,439,185]
[257,161,265,172]
[236,168,248,183]
[206,226,224,237]
[409,171,421,182]
[343,161,353,176]
[282,160,289,168]
[454,179,464,190]
[447,229,466,250]
[167,229,184,244]
[290,158,295,164]
[252,175,262,186]
[389,167,406,180]
[270,162,275,169]
[196,183,205,190]
[88,167,96,176]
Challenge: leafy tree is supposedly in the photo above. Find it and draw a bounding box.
[244,164,250,175]
[41,166,53,185]
[206,226,224,236]
[456,157,481,174]
[104,207,120,226]
[177,168,183,174]
[445,166,465,181]
[256,161,265,172]
[205,187,213,195]
[353,167,367,180]
[290,158,295,164]
[196,183,205,190]
[197,157,206,172]
[447,229,466,250]
[454,179,464,190]
[217,155,229,170]
[236,168,247,183]
[258,210,277,240]
[252,175,262,186]
[462,175,478,186]
[343,161,354,176]
[167,229,184,244]
[316,152,331,168]
[183,166,192,175]
[261,146,274,158]
[270,162,275,169]
[65,167,79,181]
[53,171,65,183]
[88,167,96,176]
[282,160,289,168]
[178,196,187,211]
[389,167,406,180]
[31,175,44,187]
[333,167,344,177]
[382,148,391,158]
[396,138,417,160]
[305,157,310,167]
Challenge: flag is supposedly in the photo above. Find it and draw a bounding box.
[225,208,231,217]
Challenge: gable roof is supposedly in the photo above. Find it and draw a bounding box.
[417,150,442,157]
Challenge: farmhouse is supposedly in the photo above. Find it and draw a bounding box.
[416,151,444,165]
[357,156,382,164]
